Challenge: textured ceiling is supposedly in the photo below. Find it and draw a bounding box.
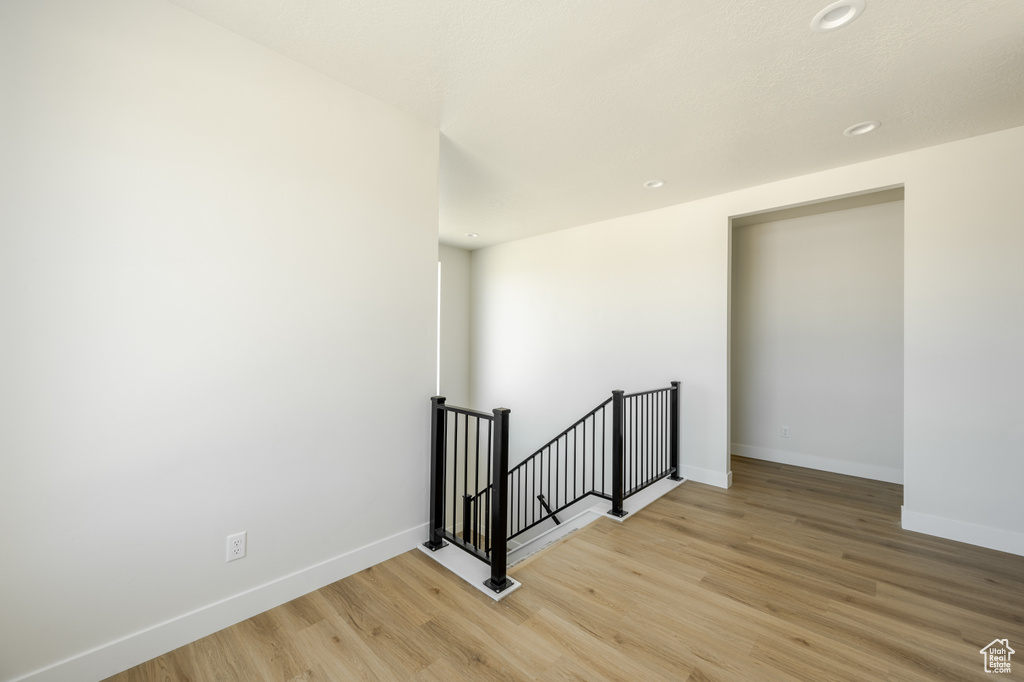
[165,0,1024,249]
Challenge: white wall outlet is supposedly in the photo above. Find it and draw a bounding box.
[781,426,790,438]
[226,531,246,562]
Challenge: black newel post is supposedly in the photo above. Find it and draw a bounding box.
[424,396,448,551]
[609,389,627,517]
[484,407,513,593]
[669,381,682,481]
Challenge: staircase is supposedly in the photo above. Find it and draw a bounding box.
[423,382,682,595]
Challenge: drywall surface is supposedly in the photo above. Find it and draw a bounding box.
[0,1,439,679]
[471,125,1024,554]
[901,127,1024,554]
[471,201,731,480]
[438,244,472,407]
[731,201,904,482]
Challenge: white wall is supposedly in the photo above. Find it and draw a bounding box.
[731,200,904,483]
[471,125,1024,555]
[901,130,1024,554]
[438,244,472,407]
[0,1,439,680]
[471,204,730,479]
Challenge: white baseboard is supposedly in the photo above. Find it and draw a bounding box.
[12,523,429,682]
[731,443,903,484]
[901,508,1024,557]
[680,465,732,489]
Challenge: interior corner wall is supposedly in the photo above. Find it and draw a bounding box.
[438,244,472,407]
[730,201,905,484]
[470,125,1024,556]
[0,1,439,680]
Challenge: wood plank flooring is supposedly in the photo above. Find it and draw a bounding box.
[107,457,1024,681]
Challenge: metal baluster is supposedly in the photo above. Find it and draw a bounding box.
[572,424,578,502]
[658,391,664,476]
[646,393,651,484]
[562,434,567,508]
[485,418,493,550]
[475,415,481,510]
[451,412,458,539]
[516,464,524,532]
[536,446,544,524]
[590,413,596,492]
[601,406,606,494]
[554,439,559,511]
[626,395,634,491]
[463,415,469,530]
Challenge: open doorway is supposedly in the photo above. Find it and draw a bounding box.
[728,187,905,484]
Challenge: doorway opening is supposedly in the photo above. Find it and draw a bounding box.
[728,186,905,485]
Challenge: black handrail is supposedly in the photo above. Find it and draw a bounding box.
[507,395,614,536]
[467,396,610,531]
[425,382,680,592]
[508,398,612,475]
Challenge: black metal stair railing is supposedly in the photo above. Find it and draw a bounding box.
[505,396,612,538]
[507,383,681,532]
[424,382,680,594]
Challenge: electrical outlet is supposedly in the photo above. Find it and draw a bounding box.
[226,531,246,562]
[781,426,790,438]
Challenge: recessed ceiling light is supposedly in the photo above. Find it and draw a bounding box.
[643,180,665,189]
[843,120,880,137]
[465,232,479,238]
[811,0,865,32]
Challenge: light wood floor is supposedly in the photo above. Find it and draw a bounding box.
[108,457,1024,681]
